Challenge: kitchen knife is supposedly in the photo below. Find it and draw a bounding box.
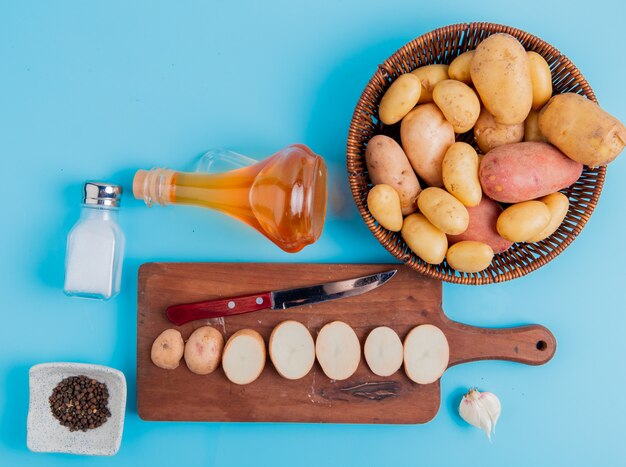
[165,269,397,325]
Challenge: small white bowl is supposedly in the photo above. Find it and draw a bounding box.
[27,362,126,456]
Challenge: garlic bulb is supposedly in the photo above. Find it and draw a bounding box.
[459,388,501,441]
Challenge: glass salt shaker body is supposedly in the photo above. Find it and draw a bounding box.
[64,182,125,300]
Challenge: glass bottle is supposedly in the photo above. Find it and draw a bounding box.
[132,144,327,253]
[64,182,125,300]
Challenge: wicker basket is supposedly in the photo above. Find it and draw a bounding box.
[347,22,606,285]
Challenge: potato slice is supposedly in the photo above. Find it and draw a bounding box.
[184,326,224,375]
[364,326,403,377]
[222,329,266,385]
[151,329,184,370]
[403,324,449,384]
[315,321,360,380]
[269,320,315,380]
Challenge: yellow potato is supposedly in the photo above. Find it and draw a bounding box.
[526,192,569,242]
[470,33,533,124]
[184,326,224,375]
[448,51,475,85]
[496,201,551,242]
[365,135,421,215]
[538,92,626,167]
[401,213,447,264]
[442,142,481,207]
[527,51,552,110]
[446,241,494,273]
[524,109,547,143]
[151,329,184,370]
[411,64,449,103]
[367,184,403,232]
[417,187,469,235]
[474,107,524,153]
[400,104,455,187]
[432,79,481,133]
[379,73,422,125]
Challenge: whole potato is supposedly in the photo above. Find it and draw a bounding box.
[496,201,551,242]
[527,51,552,110]
[379,73,422,125]
[432,79,481,133]
[151,329,184,370]
[479,142,583,203]
[448,51,475,85]
[367,184,403,232]
[417,187,469,235]
[184,326,224,375]
[538,92,626,167]
[442,142,482,207]
[470,33,533,124]
[401,213,447,264]
[448,197,513,253]
[474,107,524,153]
[401,104,455,187]
[446,241,494,273]
[366,135,421,215]
[526,192,570,242]
[411,64,449,103]
[524,109,547,143]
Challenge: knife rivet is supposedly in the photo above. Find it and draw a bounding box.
[256,297,263,305]
[227,301,235,309]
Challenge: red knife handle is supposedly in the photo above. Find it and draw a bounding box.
[166,291,273,325]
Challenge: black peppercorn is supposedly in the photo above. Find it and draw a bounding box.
[49,375,111,432]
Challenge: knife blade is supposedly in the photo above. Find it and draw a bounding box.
[165,269,397,325]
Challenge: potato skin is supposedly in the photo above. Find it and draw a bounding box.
[524,109,547,143]
[401,213,447,264]
[538,93,626,167]
[448,51,475,85]
[367,184,403,232]
[400,104,455,187]
[442,142,481,207]
[432,79,481,133]
[151,329,184,370]
[474,107,524,153]
[365,135,421,215]
[470,33,533,124]
[417,187,469,235]
[479,142,583,203]
[379,73,422,125]
[411,64,449,103]
[184,326,224,375]
[497,201,551,242]
[446,241,494,273]
[527,52,552,110]
[526,192,569,242]
[448,197,513,254]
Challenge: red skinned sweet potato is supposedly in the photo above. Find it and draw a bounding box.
[448,197,512,254]
[479,142,582,203]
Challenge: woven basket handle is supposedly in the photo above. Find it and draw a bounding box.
[444,320,556,367]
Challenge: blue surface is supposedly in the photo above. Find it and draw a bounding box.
[1,1,625,465]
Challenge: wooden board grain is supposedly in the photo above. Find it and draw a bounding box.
[137,263,555,424]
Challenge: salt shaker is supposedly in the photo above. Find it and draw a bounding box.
[64,182,125,300]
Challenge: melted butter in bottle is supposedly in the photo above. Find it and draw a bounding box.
[133,144,327,253]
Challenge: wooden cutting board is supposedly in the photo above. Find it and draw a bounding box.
[137,263,555,424]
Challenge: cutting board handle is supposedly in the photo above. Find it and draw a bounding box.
[444,319,556,367]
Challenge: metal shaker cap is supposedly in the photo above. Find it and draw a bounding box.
[83,182,122,207]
